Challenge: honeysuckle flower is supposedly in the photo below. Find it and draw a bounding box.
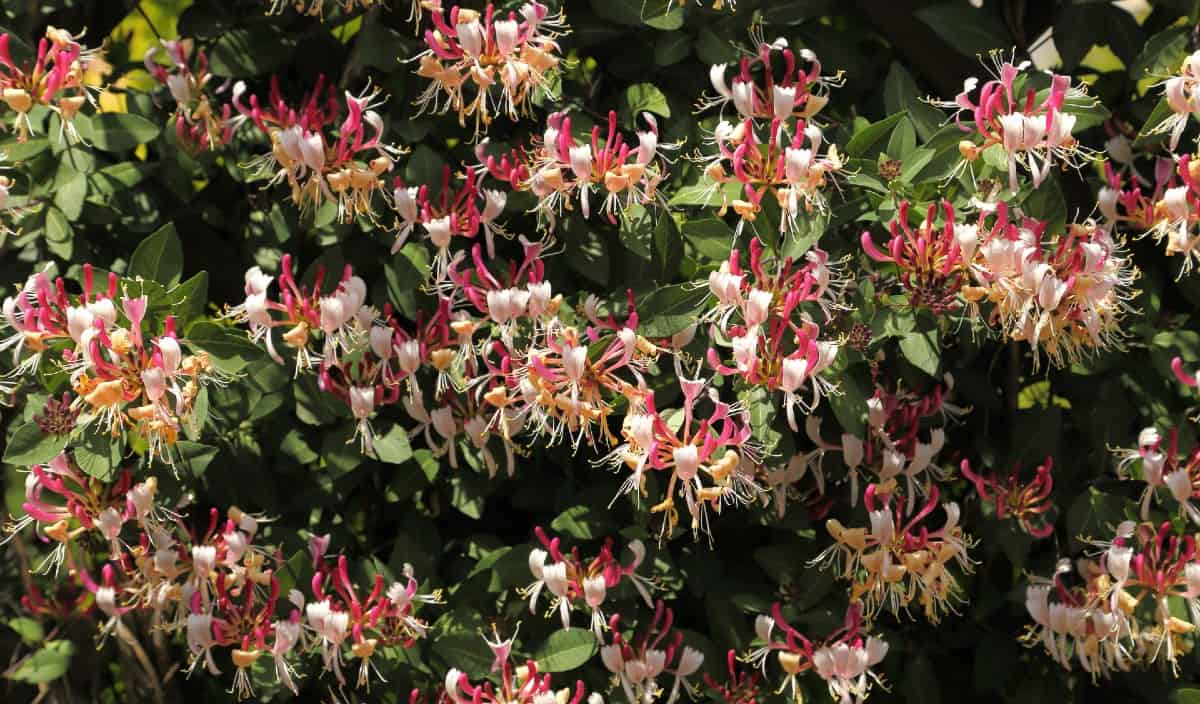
[522,110,673,228]
[522,527,654,633]
[936,53,1095,192]
[697,117,842,238]
[234,76,402,222]
[602,601,703,704]
[1,264,117,376]
[1134,154,1200,278]
[960,204,1138,369]
[700,34,836,122]
[703,649,763,704]
[414,2,567,137]
[861,200,970,313]
[600,376,764,541]
[144,39,233,154]
[702,238,843,425]
[805,374,959,508]
[1,270,220,466]
[812,481,976,623]
[1116,425,1200,524]
[745,602,888,704]
[959,456,1056,537]
[1025,521,1200,678]
[0,27,101,143]
[443,635,592,704]
[1147,50,1200,153]
[389,166,516,278]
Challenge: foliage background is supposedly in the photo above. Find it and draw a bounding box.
[0,0,1198,702]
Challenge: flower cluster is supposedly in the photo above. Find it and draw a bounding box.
[598,375,762,541]
[234,75,400,222]
[144,39,233,154]
[7,457,438,699]
[0,27,100,143]
[940,55,1092,192]
[1115,426,1200,525]
[1,267,220,466]
[959,204,1138,368]
[521,110,671,227]
[1149,50,1200,153]
[703,237,840,429]
[697,117,842,238]
[802,375,958,509]
[1025,521,1200,679]
[599,600,704,704]
[861,200,970,313]
[812,481,975,624]
[414,2,566,137]
[747,603,889,704]
[693,32,842,238]
[443,633,595,704]
[524,526,654,633]
[390,164,510,276]
[225,255,462,455]
[1125,153,1200,278]
[700,34,835,123]
[959,456,1056,537]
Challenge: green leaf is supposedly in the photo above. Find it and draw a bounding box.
[915,3,1010,57]
[209,25,295,76]
[589,0,647,27]
[625,83,671,118]
[636,284,706,338]
[44,205,72,244]
[404,145,445,191]
[1135,97,1173,147]
[828,366,868,437]
[373,423,413,465]
[6,617,44,644]
[900,327,940,376]
[53,171,87,220]
[431,632,494,678]
[1022,176,1067,234]
[3,423,67,466]
[5,640,75,684]
[534,629,598,673]
[781,209,829,261]
[883,62,943,141]
[385,243,432,319]
[1131,26,1188,79]
[73,430,121,481]
[654,32,692,66]
[88,113,161,153]
[643,5,683,31]
[620,203,655,260]
[551,505,617,540]
[129,223,184,286]
[902,652,943,704]
[185,321,264,373]
[175,441,218,478]
[845,112,907,159]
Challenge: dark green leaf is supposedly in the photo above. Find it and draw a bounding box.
[5,640,75,684]
[129,223,184,286]
[534,629,597,673]
[845,112,908,159]
[88,113,161,153]
[3,423,67,466]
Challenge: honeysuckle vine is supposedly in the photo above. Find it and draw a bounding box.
[2,4,1200,704]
